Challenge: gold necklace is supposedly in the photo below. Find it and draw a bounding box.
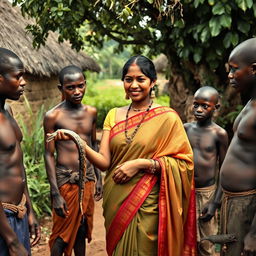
[131,106,148,112]
[124,101,153,144]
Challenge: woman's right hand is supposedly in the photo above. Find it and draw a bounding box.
[112,160,141,184]
[46,130,72,142]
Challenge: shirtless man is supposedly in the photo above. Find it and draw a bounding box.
[185,86,228,256]
[44,65,103,256]
[0,48,40,255]
[219,38,256,256]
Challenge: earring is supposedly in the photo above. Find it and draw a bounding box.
[150,87,156,99]
[125,93,130,100]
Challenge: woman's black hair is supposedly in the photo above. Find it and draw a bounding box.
[121,55,157,82]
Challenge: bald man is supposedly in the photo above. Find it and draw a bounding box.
[219,38,256,256]
[0,48,40,255]
[44,65,102,256]
[184,86,228,256]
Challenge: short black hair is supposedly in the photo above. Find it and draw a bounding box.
[121,55,157,82]
[0,48,22,75]
[59,65,85,85]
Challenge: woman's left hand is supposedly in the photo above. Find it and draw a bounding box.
[112,160,140,184]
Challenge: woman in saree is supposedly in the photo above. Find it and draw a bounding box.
[51,55,196,255]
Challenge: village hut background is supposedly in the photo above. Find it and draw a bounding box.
[0,0,100,124]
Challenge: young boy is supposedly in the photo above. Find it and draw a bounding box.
[219,38,256,256]
[0,48,40,255]
[184,86,228,256]
[44,65,103,256]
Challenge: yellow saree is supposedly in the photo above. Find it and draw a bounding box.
[103,106,196,256]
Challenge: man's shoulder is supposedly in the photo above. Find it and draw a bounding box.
[44,102,64,120]
[212,122,228,140]
[184,121,196,130]
[84,105,97,116]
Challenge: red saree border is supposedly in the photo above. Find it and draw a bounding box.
[157,158,197,256]
[182,179,197,256]
[106,173,158,255]
[157,158,168,256]
[109,106,177,141]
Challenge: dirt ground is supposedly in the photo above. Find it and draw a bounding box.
[31,199,221,256]
[31,200,107,256]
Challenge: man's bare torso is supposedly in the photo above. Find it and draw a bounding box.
[221,100,256,192]
[0,110,25,204]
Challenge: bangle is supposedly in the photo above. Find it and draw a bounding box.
[148,159,157,174]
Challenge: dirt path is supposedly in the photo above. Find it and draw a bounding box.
[32,200,107,256]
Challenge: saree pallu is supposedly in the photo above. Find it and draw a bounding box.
[103,106,197,256]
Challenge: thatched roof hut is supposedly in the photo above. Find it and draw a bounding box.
[0,0,100,124]
[0,0,100,76]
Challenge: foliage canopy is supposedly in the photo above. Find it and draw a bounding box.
[13,0,256,123]
[13,0,256,80]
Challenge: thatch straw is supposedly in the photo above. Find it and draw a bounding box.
[0,0,100,77]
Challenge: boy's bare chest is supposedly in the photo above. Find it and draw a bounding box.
[188,129,217,153]
[55,113,94,136]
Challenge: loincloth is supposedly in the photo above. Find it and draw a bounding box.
[0,194,30,255]
[1,194,27,219]
[220,189,256,256]
[49,181,95,256]
[196,184,218,256]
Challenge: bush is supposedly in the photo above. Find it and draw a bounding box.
[19,99,51,217]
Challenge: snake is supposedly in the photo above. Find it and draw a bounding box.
[47,129,86,213]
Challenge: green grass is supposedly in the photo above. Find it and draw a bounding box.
[83,79,170,128]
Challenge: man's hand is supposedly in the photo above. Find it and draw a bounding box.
[8,238,28,256]
[27,212,41,247]
[94,178,103,201]
[243,231,256,255]
[52,194,69,218]
[200,202,218,222]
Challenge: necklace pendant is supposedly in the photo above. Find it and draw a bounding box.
[126,137,132,144]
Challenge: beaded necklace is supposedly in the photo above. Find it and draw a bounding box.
[124,101,153,144]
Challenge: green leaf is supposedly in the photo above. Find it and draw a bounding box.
[193,52,202,63]
[245,0,253,8]
[237,0,247,11]
[212,2,225,15]
[147,0,154,4]
[220,15,232,28]
[237,20,250,33]
[223,32,232,48]
[208,0,215,5]
[194,0,201,8]
[209,17,221,37]
[231,33,239,46]
[50,7,58,12]
[200,27,210,42]
[253,3,256,17]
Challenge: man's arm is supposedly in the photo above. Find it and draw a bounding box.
[91,109,103,201]
[200,128,229,222]
[0,203,28,256]
[43,114,68,218]
[23,176,41,247]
